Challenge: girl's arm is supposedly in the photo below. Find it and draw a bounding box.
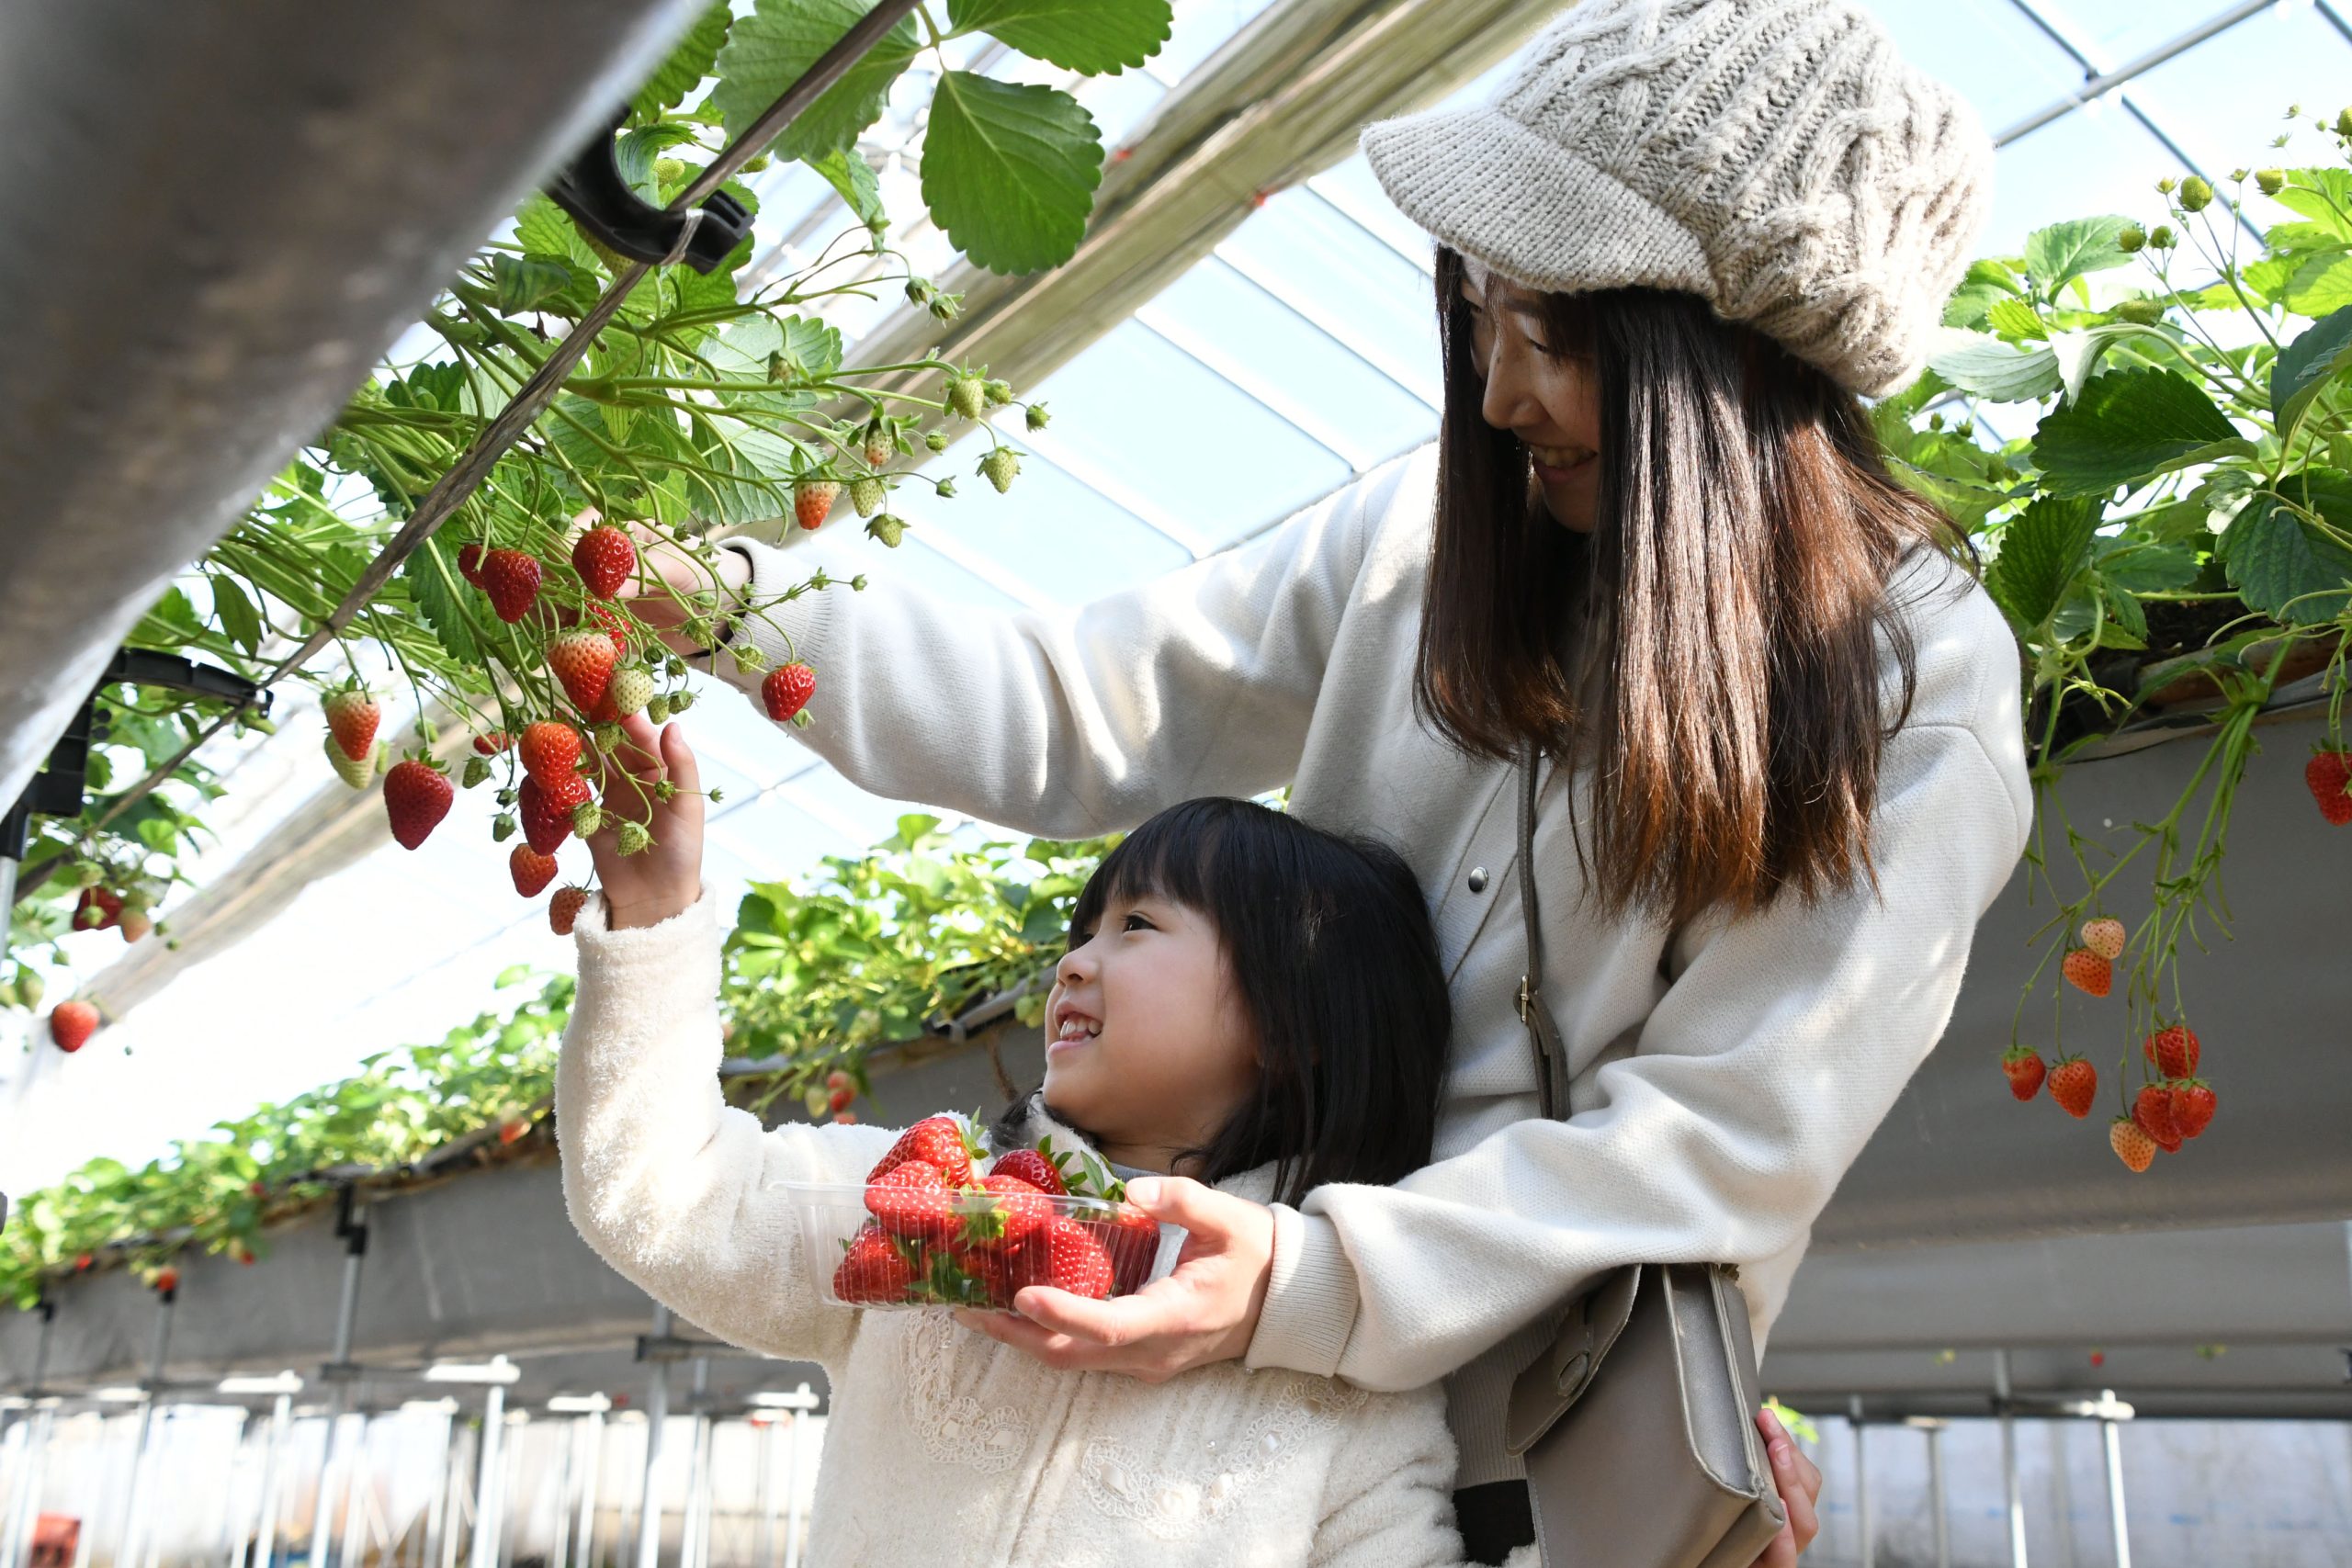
[557,882,896,1369]
[679,449,1431,839]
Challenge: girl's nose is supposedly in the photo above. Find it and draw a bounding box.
[1056,941,1095,987]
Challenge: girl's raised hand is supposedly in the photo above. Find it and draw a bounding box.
[582,506,752,659]
[955,1176,1274,1382]
[586,714,706,931]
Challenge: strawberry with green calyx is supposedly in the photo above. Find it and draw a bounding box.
[946,373,989,421]
[119,909,153,944]
[519,721,582,785]
[865,1159,958,1244]
[2046,1055,2097,1118]
[1025,402,1051,431]
[2000,1045,2046,1102]
[615,819,652,856]
[50,999,99,1054]
[458,542,490,587]
[868,1114,984,1188]
[1009,1217,1115,1300]
[646,694,673,725]
[978,447,1021,493]
[481,548,543,623]
[984,379,1013,406]
[582,602,635,660]
[2109,1117,2156,1173]
[547,628,619,712]
[153,1265,181,1295]
[322,684,380,762]
[2168,1077,2217,1138]
[794,479,840,532]
[509,844,560,897]
[571,525,637,600]
[862,420,894,468]
[850,475,886,517]
[958,1174,1055,1256]
[549,886,590,936]
[472,730,513,756]
[2143,1023,2199,1079]
[2307,750,2352,824]
[607,666,655,719]
[73,886,123,931]
[323,734,378,789]
[925,429,950,454]
[520,773,591,853]
[1099,1201,1161,1295]
[832,1224,920,1304]
[2132,1083,2184,1153]
[865,514,907,548]
[989,1145,1070,1197]
[762,663,816,723]
[2078,917,2125,961]
[2061,948,2111,998]
[459,756,493,790]
[571,800,605,839]
[384,757,455,850]
[492,813,519,843]
[944,1243,1016,1308]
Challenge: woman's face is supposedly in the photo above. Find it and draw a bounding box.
[1460,259,1603,533]
[1040,890,1259,1174]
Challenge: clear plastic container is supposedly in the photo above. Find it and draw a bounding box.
[774,1179,1187,1313]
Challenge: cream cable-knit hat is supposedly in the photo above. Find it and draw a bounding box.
[1363,0,1993,396]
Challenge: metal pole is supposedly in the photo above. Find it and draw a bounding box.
[336,1399,371,1568]
[1928,1422,1951,1568]
[780,1395,808,1568]
[572,1411,605,1568]
[311,1194,368,1568]
[1849,1397,1872,1568]
[469,1376,509,1568]
[636,1306,671,1568]
[551,1419,579,1568]
[1,1406,51,1568]
[752,1417,776,1568]
[211,1410,251,1568]
[0,1299,54,1568]
[421,1406,454,1568]
[680,1360,709,1568]
[118,1283,176,1568]
[2098,1392,2132,1568]
[252,1393,293,1568]
[1996,1349,2030,1568]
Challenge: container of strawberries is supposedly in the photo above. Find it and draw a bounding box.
[775,1115,1182,1312]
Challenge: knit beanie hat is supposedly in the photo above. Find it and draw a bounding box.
[1362,0,1993,396]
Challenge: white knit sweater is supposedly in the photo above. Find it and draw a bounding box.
[558,888,1533,1567]
[708,443,2033,1485]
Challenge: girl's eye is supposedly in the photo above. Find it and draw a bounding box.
[1122,911,1155,932]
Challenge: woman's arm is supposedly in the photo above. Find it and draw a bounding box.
[626,451,1431,838]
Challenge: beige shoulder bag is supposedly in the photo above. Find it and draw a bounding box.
[1503,745,1789,1568]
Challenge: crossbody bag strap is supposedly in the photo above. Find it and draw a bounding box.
[1518,740,1573,1121]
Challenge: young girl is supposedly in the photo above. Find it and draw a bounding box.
[557,718,1529,1566]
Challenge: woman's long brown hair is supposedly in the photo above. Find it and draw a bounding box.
[1415,247,1973,931]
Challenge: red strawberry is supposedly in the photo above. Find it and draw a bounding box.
[383,759,454,850]
[947,1243,1016,1308]
[2109,1117,2156,1173]
[1011,1217,1115,1300]
[520,773,591,853]
[571,525,637,600]
[828,1086,854,1113]
[153,1266,181,1294]
[509,844,560,897]
[761,662,817,723]
[1097,1201,1161,1295]
[118,909,153,944]
[959,1174,1055,1256]
[2078,917,2125,961]
[74,1254,93,1272]
[2062,949,2111,998]
[472,731,513,756]
[866,1115,979,1187]
[2143,1024,2200,1079]
[498,1118,529,1145]
[49,999,98,1053]
[2132,1083,2184,1153]
[519,721,583,786]
[583,603,634,660]
[794,480,840,532]
[549,886,590,936]
[481,548,543,623]
[990,1147,1069,1196]
[2000,1045,2046,1102]
[322,686,381,762]
[73,886,124,931]
[2047,1056,2098,1118]
[547,628,618,712]
[865,1159,957,1244]
[458,542,489,587]
[2307,749,2352,825]
[2168,1077,2217,1138]
[832,1224,918,1304]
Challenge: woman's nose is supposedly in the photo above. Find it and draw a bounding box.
[1479,335,1535,432]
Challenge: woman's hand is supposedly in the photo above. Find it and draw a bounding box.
[584,507,752,659]
[585,713,705,931]
[955,1177,1274,1382]
[1752,1407,1823,1567]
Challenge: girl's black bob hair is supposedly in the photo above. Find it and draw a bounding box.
[996,796,1453,1208]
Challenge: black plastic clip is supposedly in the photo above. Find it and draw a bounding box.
[548,106,752,275]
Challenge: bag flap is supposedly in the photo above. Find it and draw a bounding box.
[1502,1264,1642,1455]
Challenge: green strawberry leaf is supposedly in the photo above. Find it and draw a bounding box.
[630,1,732,121]
[710,0,922,165]
[209,575,264,656]
[921,72,1103,274]
[403,542,481,664]
[808,147,887,228]
[2270,304,2352,429]
[2024,216,2137,299]
[491,253,583,316]
[1925,333,2059,403]
[945,0,1173,74]
[1987,495,2103,633]
[2031,367,2245,496]
[1941,258,2023,329]
[2218,469,2352,626]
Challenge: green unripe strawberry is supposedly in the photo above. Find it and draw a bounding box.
[460,756,493,790]
[571,801,603,838]
[934,478,957,499]
[17,969,42,1010]
[2112,299,2165,325]
[867,514,907,547]
[2177,175,2212,212]
[730,644,767,674]
[607,666,655,719]
[2155,176,2177,195]
[616,819,651,856]
[1026,402,1050,431]
[850,475,886,517]
[670,690,697,715]
[947,376,988,421]
[647,694,672,725]
[2337,107,2352,138]
[2255,168,2284,196]
[2148,224,2177,250]
[979,448,1021,494]
[925,430,949,454]
[983,378,1012,406]
[2118,225,2146,253]
[592,721,624,752]
[492,813,518,843]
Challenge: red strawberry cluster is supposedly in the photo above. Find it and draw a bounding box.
[828,1116,1160,1311]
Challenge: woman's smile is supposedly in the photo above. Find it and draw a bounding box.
[1527,440,1595,485]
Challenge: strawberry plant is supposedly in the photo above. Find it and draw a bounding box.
[1887,106,2352,1166]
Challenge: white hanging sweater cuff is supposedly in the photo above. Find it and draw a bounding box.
[1249,1202,1363,1379]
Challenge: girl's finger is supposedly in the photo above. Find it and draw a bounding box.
[660,721,702,799]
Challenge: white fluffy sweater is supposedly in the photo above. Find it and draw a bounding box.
[558,888,1532,1567]
[706,444,2034,1485]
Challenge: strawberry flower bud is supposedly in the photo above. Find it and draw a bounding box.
[2177,175,2212,212]
[2148,224,2177,250]
[2118,224,2146,253]
[2256,168,2285,196]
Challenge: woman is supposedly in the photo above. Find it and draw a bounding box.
[624,0,2029,1560]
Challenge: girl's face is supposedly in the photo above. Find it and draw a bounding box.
[1040,889,1260,1175]
[1460,258,1603,534]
